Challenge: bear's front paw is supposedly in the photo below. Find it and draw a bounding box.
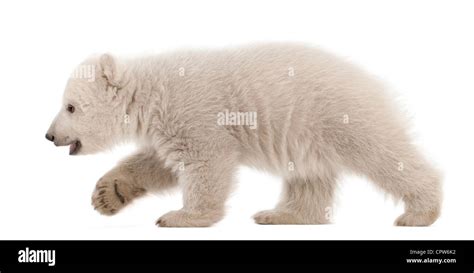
[253,210,299,225]
[91,174,145,215]
[253,209,328,225]
[156,209,223,227]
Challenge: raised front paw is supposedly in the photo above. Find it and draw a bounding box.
[91,172,145,215]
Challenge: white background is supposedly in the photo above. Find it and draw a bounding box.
[0,0,473,240]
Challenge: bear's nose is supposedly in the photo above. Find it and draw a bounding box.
[45,133,55,142]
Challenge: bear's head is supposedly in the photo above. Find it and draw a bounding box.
[46,54,128,155]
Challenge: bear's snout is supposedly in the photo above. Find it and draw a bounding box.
[45,133,55,142]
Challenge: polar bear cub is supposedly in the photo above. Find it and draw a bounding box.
[46,43,441,227]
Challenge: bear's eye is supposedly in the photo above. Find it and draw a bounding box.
[66,104,75,113]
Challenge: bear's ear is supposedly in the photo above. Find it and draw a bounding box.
[99,53,121,87]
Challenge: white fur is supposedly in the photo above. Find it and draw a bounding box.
[46,43,442,227]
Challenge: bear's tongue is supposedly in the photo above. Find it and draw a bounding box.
[69,141,80,155]
[69,142,77,155]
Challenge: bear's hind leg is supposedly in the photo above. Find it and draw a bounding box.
[254,174,336,225]
[345,141,442,226]
[393,161,442,226]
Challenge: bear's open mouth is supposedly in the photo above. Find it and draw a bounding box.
[69,140,81,155]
